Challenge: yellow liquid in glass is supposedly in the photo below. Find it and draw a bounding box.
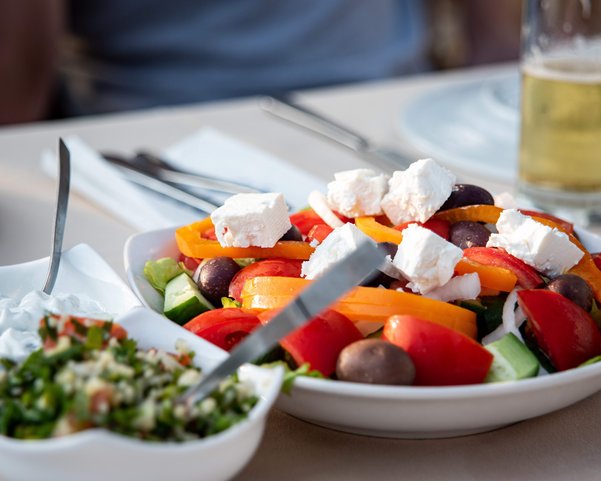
[519,60,601,193]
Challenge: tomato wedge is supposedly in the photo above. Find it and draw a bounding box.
[260,309,362,377]
[463,247,542,289]
[306,224,334,244]
[228,258,303,301]
[518,209,574,234]
[383,315,493,386]
[183,308,261,351]
[517,289,601,371]
[289,209,325,236]
[394,219,451,240]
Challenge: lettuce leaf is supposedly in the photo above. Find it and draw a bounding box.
[143,258,185,293]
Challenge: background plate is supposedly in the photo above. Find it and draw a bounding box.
[399,70,520,182]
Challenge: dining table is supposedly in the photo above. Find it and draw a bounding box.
[1,62,600,481]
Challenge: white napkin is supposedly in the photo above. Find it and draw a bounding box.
[41,128,326,231]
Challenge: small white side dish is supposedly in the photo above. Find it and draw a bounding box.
[0,245,283,481]
[0,307,283,481]
[0,243,140,314]
[124,226,601,439]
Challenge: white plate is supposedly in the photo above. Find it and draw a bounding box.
[399,70,520,183]
[0,248,283,481]
[124,226,601,439]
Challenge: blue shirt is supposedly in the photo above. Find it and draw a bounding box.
[62,0,429,115]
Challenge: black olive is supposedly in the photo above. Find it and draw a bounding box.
[547,274,593,312]
[280,225,303,241]
[196,257,241,306]
[439,184,494,211]
[449,221,491,249]
[336,339,415,385]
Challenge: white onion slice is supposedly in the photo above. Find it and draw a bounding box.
[482,288,526,345]
[308,191,344,229]
[424,273,481,303]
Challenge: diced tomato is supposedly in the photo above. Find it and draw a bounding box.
[289,209,325,236]
[393,219,451,240]
[519,209,574,234]
[179,253,202,271]
[183,308,261,351]
[259,309,363,377]
[306,224,334,244]
[463,247,543,288]
[517,289,601,371]
[383,315,493,386]
[43,315,127,349]
[228,258,303,301]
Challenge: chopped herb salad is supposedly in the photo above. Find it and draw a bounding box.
[0,314,257,441]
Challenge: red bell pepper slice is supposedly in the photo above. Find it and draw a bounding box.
[260,309,363,377]
[183,308,261,352]
[463,247,543,289]
[383,315,493,386]
[517,289,601,371]
[228,258,303,302]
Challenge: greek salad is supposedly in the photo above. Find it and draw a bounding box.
[0,314,257,441]
[143,158,601,387]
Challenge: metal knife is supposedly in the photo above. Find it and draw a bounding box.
[260,94,412,173]
[180,238,385,404]
[102,154,220,213]
[102,152,262,195]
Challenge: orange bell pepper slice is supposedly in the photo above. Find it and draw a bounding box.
[241,276,477,339]
[455,259,517,292]
[570,257,601,303]
[432,205,503,225]
[175,218,314,260]
[355,216,403,244]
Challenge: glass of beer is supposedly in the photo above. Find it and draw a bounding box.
[518,0,601,225]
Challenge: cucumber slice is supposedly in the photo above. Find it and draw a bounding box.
[484,333,540,382]
[163,273,214,325]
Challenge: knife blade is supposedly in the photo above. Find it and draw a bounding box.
[260,94,412,173]
[180,238,385,404]
[103,151,263,195]
[103,155,221,214]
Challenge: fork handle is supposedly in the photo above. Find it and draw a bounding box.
[261,95,370,153]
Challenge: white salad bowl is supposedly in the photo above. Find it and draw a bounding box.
[124,226,601,439]
[0,246,283,481]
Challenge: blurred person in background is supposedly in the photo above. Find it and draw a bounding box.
[0,0,520,125]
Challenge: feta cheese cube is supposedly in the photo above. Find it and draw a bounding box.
[392,224,463,294]
[211,193,291,248]
[486,209,583,277]
[326,169,389,218]
[381,158,456,225]
[301,223,376,279]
